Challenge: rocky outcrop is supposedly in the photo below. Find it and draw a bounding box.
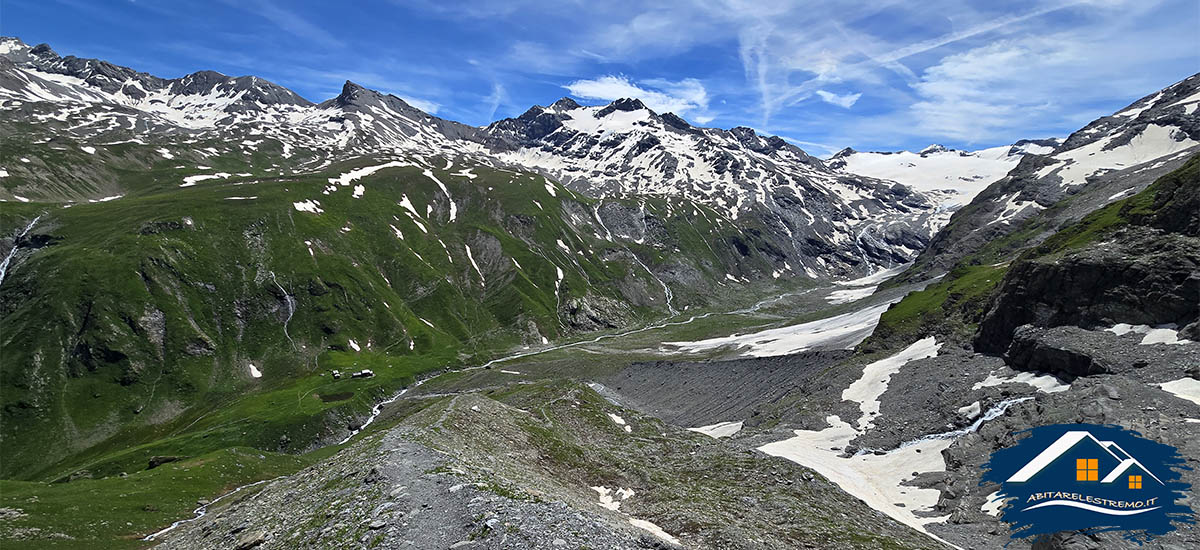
[1003,324,1197,380]
[559,295,636,332]
[1007,325,1112,378]
[975,228,1200,354]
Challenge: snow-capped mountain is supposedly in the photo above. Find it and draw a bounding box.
[827,139,1060,207]
[0,40,309,128]
[903,72,1200,278]
[477,96,943,272]
[0,36,942,277]
[0,38,481,167]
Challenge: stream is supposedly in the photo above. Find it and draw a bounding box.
[0,215,42,286]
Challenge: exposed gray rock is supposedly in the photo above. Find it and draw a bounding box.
[976,228,1200,354]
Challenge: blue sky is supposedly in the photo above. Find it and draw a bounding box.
[4,0,1197,154]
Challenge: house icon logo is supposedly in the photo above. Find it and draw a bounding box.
[982,424,1193,543]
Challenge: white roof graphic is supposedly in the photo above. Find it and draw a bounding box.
[1006,431,1162,485]
[1102,459,1163,484]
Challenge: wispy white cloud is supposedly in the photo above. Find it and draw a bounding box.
[21,0,1195,149]
[564,75,712,120]
[396,95,441,114]
[484,82,506,120]
[231,0,345,49]
[815,90,861,109]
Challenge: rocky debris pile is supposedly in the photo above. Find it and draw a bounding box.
[923,354,1200,549]
[605,349,853,429]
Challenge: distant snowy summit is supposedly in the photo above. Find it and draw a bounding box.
[828,139,1060,206]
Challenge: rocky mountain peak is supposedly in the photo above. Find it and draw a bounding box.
[659,112,693,130]
[29,42,53,56]
[918,144,950,156]
[323,80,424,116]
[330,80,371,106]
[607,97,647,112]
[549,97,581,111]
[728,126,758,140]
[830,147,856,159]
[595,97,650,118]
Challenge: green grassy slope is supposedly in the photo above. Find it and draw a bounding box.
[1,144,787,483]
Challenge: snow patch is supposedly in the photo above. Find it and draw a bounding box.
[835,264,908,287]
[590,485,636,511]
[664,300,897,357]
[292,199,323,214]
[327,161,411,187]
[180,172,232,187]
[629,518,679,545]
[464,244,485,284]
[957,401,982,419]
[826,286,876,304]
[972,371,1069,393]
[1159,378,1200,406]
[844,337,941,430]
[421,169,456,221]
[759,338,966,546]
[688,421,743,438]
[248,364,262,378]
[1038,124,1199,187]
[1106,323,1191,345]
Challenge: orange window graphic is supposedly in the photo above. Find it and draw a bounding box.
[1129,475,1143,489]
[1076,458,1098,481]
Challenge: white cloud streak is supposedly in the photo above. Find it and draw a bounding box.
[815,90,862,109]
[563,75,712,119]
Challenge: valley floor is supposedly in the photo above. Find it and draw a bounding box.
[4,268,1198,550]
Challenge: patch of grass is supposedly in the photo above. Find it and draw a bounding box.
[866,263,1007,348]
[0,446,320,550]
[1029,175,1161,256]
[317,391,354,403]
